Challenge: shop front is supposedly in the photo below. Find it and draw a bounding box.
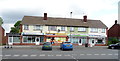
[68,34,88,45]
[88,34,107,46]
[45,33,68,45]
[21,32,45,45]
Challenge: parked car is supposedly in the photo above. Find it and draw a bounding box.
[42,42,52,50]
[108,43,120,49]
[60,42,73,51]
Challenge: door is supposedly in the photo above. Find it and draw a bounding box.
[78,38,82,45]
[89,39,95,47]
[8,37,13,45]
[35,37,40,45]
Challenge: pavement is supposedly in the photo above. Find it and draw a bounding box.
[0,45,108,48]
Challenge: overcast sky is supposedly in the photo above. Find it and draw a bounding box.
[0,0,119,33]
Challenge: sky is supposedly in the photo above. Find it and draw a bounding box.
[0,0,119,34]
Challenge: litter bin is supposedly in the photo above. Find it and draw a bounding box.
[85,43,88,47]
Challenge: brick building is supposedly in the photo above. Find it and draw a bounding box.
[108,20,120,41]
[0,26,5,45]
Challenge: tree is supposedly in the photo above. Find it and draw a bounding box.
[0,17,3,26]
[10,21,21,33]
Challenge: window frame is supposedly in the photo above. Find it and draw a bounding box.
[78,27,86,32]
[48,26,57,31]
[90,28,98,33]
[101,29,105,33]
[61,26,65,31]
[24,25,29,30]
[70,27,74,32]
[34,25,42,30]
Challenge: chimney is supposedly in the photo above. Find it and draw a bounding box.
[83,15,87,22]
[44,13,47,20]
[115,20,117,24]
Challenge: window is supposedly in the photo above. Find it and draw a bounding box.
[101,29,105,33]
[23,36,36,43]
[96,39,103,44]
[13,37,20,43]
[78,27,86,32]
[61,26,65,31]
[34,25,42,30]
[48,26,57,31]
[24,25,29,30]
[70,27,74,31]
[90,28,98,33]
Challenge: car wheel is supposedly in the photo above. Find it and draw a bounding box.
[111,47,114,49]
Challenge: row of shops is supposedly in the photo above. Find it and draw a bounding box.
[6,32,107,46]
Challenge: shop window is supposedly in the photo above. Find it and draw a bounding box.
[23,36,35,43]
[13,37,20,43]
[82,38,87,44]
[9,37,12,43]
[97,39,103,44]
[40,37,44,43]
[32,37,35,42]
[72,37,78,43]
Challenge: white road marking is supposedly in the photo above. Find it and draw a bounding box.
[108,54,113,55]
[86,54,92,55]
[39,54,45,56]
[30,55,37,57]
[101,54,106,55]
[48,55,54,56]
[114,54,118,55]
[5,55,11,56]
[80,54,85,55]
[0,55,3,56]
[72,54,77,55]
[13,55,20,57]
[22,55,28,57]
[94,54,99,55]
[64,54,71,56]
[56,54,62,56]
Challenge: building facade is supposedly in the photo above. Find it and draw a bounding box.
[108,20,120,41]
[0,26,5,45]
[7,13,108,46]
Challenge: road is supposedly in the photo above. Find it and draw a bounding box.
[0,46,119,61]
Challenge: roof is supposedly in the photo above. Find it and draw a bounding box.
[21,16,107,28]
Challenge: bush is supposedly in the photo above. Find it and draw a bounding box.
[108,37,119,45]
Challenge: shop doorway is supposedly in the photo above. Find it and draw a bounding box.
[8,37,13,45]
[35,37,40,45]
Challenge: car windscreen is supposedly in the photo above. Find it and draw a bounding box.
[44,43,51,45]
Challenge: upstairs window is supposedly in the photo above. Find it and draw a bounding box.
[24,25,29,30]
[101,29,105,33]
[78,27,86,32]
[70,27,74,31]
[90,28,98,33]
[34,25,42,30]
[61,26,65,31]
[48,26,57,31]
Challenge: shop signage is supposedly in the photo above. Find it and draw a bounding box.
[22,32,44,35]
